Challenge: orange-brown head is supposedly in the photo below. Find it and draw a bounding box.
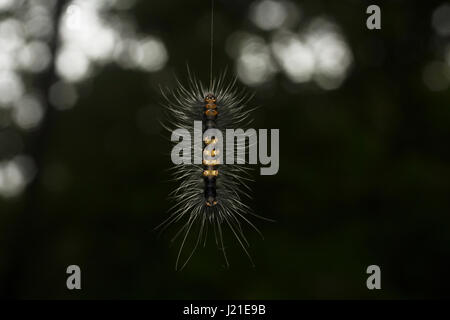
[204,93,216,104]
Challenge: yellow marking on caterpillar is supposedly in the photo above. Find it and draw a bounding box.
[204,149,220,156]
[205,109,218,117]
[203,169,219,177]
[206,200,218,207]
[203,159,220,165]
[204,137,219,144]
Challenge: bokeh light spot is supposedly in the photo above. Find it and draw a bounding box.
[271,31,315,83]
[12,95,45,130]
[49,81,79,110]
[130,37,169,72]
[236,35,276,86]
[250,0,288,31]
[432,4,450,36]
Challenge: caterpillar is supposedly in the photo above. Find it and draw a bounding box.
[157,71,267,270]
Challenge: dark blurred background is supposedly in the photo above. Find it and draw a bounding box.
[1,0,450,299]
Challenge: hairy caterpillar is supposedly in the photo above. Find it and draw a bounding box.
[157,71,268,270]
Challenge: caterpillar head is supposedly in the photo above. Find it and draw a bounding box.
[204,93,216,104]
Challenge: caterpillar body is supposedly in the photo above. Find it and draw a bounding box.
[203,93,219,207]
[158,72,266,270]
